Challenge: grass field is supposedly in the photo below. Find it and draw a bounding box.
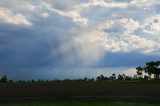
[1,102,160,106]
[0,81,160,103]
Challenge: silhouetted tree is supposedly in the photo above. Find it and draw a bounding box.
[133,75,138,80]
[118,74,123,80]
[96,74,105,81]
[83,77,88,81]
[104,77,109,80]
[125,76,132,80]
[144,61,160,79]
[110,73,116,80]
[88,78,95,82]
[0,75,7,83]
[144,75,149,80]
[122,74,126,79]
[8,80,14,83]
[31,80,35,83]
[136,66,143,79]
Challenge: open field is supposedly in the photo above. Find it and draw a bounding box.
[0,81,160,103]
[1,102,160,106]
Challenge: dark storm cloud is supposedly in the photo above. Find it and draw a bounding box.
[0,0,160,80]
[0,9,83,77]
[98,52,160,67]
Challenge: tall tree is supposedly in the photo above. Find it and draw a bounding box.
[144,61,160,79]
[136,66,143,79]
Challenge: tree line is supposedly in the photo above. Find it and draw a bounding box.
[96,60,160,81]
[0,61,160,83]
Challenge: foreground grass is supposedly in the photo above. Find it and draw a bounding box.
[2,102,160,106]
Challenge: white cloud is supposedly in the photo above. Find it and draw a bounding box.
[77,0,129,10]
[37,1,160,57]
[41,13,49,18]
[22,3,37,10]
[40,2,88,26]
[97,18,160,54]
[102,18,140,34]
[124,34,160,54]
[123,68,137,76]
[55,16,160,64]
[104,39,129,52]
[89,0,119,7]
[119,18,140,34]
[0,7,32,25]
[130,0,160,7]
[142,15,160,35]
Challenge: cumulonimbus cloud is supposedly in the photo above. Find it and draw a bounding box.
[0,0,160,80]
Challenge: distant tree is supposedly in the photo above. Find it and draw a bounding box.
[83,77,88,81]
[104,77,109,80]
[96,74,105,81]
[133,75,138,80]
[63,79,69,82]
[8,80,14,83]
[46,80,49,82]
[136,66,144,79]
[31,80,35,83]
[88,78,95,82]
[122,74,126,79]
[110,73,116,80]
[125,76,132,80]
[16,80,25,84]
[0,75,8,83]
[118,74,123,80]
[38,79,42,83]
[27,80,31,83]
[144,75,149,80]
[112,73,116,80]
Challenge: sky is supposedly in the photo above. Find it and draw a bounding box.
[0,0,160,80]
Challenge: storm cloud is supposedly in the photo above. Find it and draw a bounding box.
[0,0,160,80]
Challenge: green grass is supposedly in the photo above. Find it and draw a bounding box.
[2,102,160,106]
